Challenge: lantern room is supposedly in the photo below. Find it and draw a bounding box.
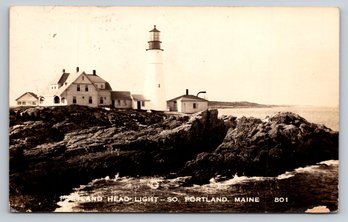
[147,25,163,51]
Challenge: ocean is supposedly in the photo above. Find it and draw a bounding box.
[55,106,339,213]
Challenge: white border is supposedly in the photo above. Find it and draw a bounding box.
[1,0,347,221]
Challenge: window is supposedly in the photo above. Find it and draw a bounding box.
[32,101,36,105]
[77,85,80,91]
[22,101,26,105]
[73,96,77,104]
[193,103,197,109]
[154,32,160,41]
[82,76,84,80]
[85,85,88,91]
[100,97,104,104]
[141,101,145,107]
[158,84,160,88]
[54,96,60,104]
[17,101,21,105]
[82,96,85,99]
[123,100,127,105]
[61,98,66,103]
[117,100,121,105]
[89,97,92,104]
[100,84,104,89]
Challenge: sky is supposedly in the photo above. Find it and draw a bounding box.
[9,6,339,106]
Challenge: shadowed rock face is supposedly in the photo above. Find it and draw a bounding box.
[181,112,338,184]
[9,106,226,211]
[9,106,338,211]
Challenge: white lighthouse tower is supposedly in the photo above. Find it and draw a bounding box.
[144,25,167,111]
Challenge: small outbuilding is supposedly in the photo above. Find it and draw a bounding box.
[132,94,151,110]
[15,92,39,106]
[111,91,133,109]
[167,90,208,114]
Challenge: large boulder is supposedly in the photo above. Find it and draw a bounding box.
[181,112,338,184]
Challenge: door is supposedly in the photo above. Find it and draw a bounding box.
[137,101,141,110]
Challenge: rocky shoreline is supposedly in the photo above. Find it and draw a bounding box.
[9,105,338,212]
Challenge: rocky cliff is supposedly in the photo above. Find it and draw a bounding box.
[9,106,226,211]
[9,106,338,212]
[181,112,338,184]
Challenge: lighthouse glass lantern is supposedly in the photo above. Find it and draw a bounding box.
[147,25,162,50]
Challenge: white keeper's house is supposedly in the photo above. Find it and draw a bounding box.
[38,67,151,110]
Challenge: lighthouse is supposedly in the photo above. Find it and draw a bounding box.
[144,25,167,111]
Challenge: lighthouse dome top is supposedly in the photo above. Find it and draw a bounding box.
[149,25,160,32]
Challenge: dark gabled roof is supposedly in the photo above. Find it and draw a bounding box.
[15,92,39,101]
[55,71,84,96]
[85,74,112,90]
[85,74,107,83]
[50,72,70,85]
[167,94,208,102]
[132,94,150,101]
[111,91,132,100]
[104,82,112,90]
[57,73,70,85]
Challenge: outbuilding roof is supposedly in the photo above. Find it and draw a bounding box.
[111,91,132,100]
[132,94,150,101]
[167,94,208,102]
[15,92,39,101]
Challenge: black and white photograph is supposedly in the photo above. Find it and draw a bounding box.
[9,6,339,213]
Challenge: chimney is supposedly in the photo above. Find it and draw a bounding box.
[62,69,65,73]
[76,67,79,72]
[93,70,96,75]
[186,89,189,95]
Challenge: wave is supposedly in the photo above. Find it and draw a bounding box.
[319,160,339,166]
[196,160,338,192]
[294,160,338,174]
[276,171,296,180]
[55,160,338,211]
[55,192,81,212]
[193,174,269,192]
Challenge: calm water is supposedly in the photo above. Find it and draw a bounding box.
[55,106,339,213]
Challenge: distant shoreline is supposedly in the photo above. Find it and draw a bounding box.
[208,101,287,109]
